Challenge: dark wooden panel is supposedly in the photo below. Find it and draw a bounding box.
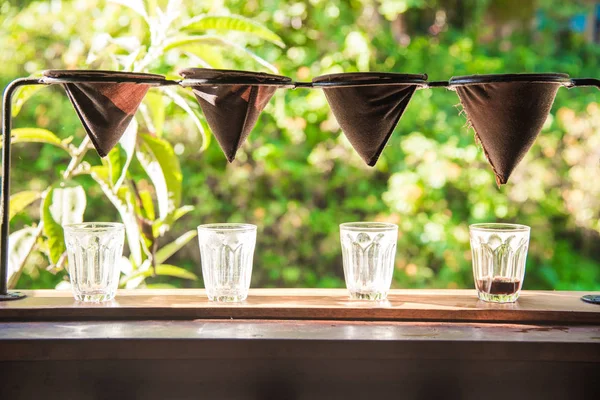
[1,359,598,399]
[1,289,599,323]
[1,320,598,398]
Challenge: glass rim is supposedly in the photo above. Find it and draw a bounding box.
[197,223,257,232]
[469,223,530,232]
[340,222,398,231]
[63,222,124,231]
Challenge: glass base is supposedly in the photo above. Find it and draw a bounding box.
[349,291,388,301]
[74,291,116,303]
[208,292,248,302]
[477,290,519,303]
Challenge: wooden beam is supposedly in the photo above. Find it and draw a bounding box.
[1,289,599,323]
[0,319,599,399]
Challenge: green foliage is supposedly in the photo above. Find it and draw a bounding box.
[42,183,86,265]
[121,264,198,284]
[137,132,182,217]
[2,0,599,291]
[7,128,70,149]
[9,191,41,222]
[182,15,285,47]
[2,0,283,289]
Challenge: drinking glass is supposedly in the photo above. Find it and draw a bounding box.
[63,222,125,302]
[469,223,530,303]
[197,223,257,302]
[340,222,398,300]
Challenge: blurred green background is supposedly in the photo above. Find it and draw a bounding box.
[2,0,599,291]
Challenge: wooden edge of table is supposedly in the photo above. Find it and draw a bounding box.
[1,289,599,324]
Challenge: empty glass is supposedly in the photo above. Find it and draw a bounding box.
[340,222,398,300]
[470,223,530,303]
[197,223,257,302]
[63,222,124,302]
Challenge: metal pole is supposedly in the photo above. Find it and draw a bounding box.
[0,78,44,300]
[570,78,600,89]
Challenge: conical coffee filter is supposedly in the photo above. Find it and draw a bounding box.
[313,73,426,166]
[43,70,165,157]
[451,73,568,184]
[180,68,292,162]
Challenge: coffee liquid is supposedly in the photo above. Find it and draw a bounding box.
[476,277,521,295]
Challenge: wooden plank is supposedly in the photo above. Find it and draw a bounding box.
[0,289,599,323]
[1,320,599,362]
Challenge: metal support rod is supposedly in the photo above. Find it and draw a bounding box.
[293,82,314,88]
[570,78,600,89]
[427,81,450,88]
[1,78,45,300]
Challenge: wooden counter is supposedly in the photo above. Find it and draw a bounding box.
[0,289,599,399]
[1,288,599,323]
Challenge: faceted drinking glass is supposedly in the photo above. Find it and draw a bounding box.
[63,223,125,302]
[340,222,398,300]
[469,223,530,303]
[197,223,257,302]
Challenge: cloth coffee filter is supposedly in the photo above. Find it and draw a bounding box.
[312,73,427,166]
[42,70,165,157]
[451,73,568,185]
[179,68,292,162]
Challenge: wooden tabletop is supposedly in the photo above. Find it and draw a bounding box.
[1,288,599,324]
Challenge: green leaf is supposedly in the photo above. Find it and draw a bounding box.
[153,205,193,237]
[183,47,225,69]
[163,34,225,51]
[9,191,41,221]
[105,146,125,188]
[155,264,198,280]
[42,183,86,265]
[122,264,198,283]
[6,128,70,149]
[12,85,44,116]
[182,15,285,48]
[108,0,148,20]
[7,227,38,288]
[155,230,197,265]
[117,119,138,188]
[143,92,165,137]
[139,190,156,221]
[162,87,209,150]
[41,194,65,265]
[102,119,136,189]
[136,133,182,219]
[163,34,278,73]
[90,166,143,266]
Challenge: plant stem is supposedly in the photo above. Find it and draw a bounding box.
[9,136,92,288]
[63,136,91,180]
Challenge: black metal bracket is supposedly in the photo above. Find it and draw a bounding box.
[1,78,46,300]
[179,78,294,88]
[569,78,600,89]
[1,71,599,301]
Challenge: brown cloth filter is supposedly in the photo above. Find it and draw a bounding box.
[180,68,292,162]
[313,73,425,166]
[453,75,564,185]
[43,70,165,157]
